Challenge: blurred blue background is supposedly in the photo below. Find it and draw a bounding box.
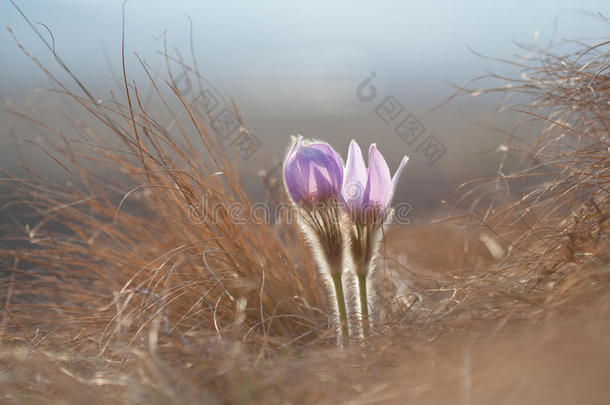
[1,0,608,94]
[1,0,608,216]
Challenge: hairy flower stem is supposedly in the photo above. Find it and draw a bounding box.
[295,202,348,344]
[357,273,369,337]
[331,272,349,341]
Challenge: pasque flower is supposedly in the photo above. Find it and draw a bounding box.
[341,140,408,335]
[283,137,408,342]
[284,135,344,205]
[283,135,350,343]
[342,140,408,220]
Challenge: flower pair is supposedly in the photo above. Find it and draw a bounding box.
[284,137,407,220]
[283,135,408,341]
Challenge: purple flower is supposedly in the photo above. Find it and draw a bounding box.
[341,140,408,217]
[283,136,344,205]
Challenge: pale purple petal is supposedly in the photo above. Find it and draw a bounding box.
[342,140,367,208]
[285,135,302,164]
[363,144,392,210]
[283,137,343,203]
[283,137,306,202]
[308,142,344,179]
[307,141,343,196]
[311,165,334,199]
[389,155,409,206]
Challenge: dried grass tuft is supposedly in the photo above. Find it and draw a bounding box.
[448,34,610,301]
[1,14,609,404]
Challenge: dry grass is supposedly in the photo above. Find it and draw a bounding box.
[450,34,610,272]
[1,16,609,404]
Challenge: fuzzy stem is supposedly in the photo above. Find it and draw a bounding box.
[358,273,370,337]
[331,272,349,341]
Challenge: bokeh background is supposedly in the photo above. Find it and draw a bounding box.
[1,0,608,222]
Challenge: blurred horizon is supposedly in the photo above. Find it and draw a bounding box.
[1,0,609,219]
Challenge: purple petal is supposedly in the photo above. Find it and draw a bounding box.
[284,138,343,203]
[308,141,344,187]
[363,144,392,210]
[285,135,302,164]
[390,155,409,203]
[311,165,334,199]
[283,136,306,202]
[342,140,367,208]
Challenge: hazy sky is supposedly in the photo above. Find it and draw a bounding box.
[1,0,608,98]
[1,1,608,214]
